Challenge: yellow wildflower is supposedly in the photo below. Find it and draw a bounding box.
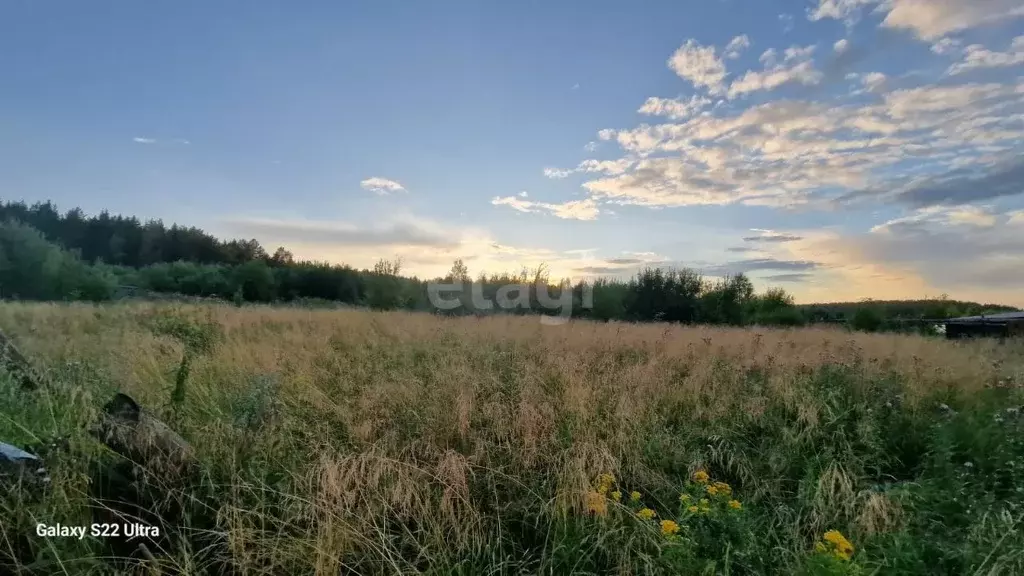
[611,491,622,502]
[630,491,642,502]
[706,485,719,496]
[699,506,710,515]
[637,507,656,520]
[815,542,827,553]
[596,473,615,495]
[585,491,607,516]
[728,499,742,510]
[687,505,699,513]
[822,530,854,561]
[679,494,691,503]
[712,481,732,496]
[660,519,680,536]
[698,498,709,507]
[692,470,710,484]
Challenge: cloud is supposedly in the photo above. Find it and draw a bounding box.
[742,229,804,243]
[807,0,877,25]
[571,253,668,276]
[858,71,888,93]
[360,177,406,195]
[726,246,759,253]
[543,167,574,179]
[728,45,822,98]
[724,35,752,59]
[667,39,729,95]
[763,273,813,283]
[133,137,157,144]
[881,0,1024,40]
[541,159,635,181]
[779,13,795,33]
[605,258,646,265]
[809,0,1024,41]
[573,265,646,275]
[747,209,1024,305]
[491,196,600,220]
[638,95,711,119]
[224,216,457,249]
[889,157,1024,208]
[518,191,528,197]
[948,37,1024,75]
[931,37,963,55]
[701,258,820,276]
[224,215,609,281]
[578,78,1024,210]
[584,141,599,152]
[871,205,1000,233]
[834,39,849,53]
[828,207,1024,294]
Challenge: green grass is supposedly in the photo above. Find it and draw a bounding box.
[1,301,1023,575]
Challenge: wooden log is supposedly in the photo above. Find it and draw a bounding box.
[0,328,43,390]
[91,393,196,477]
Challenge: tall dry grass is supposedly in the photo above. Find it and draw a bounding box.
[2,301,1023,575]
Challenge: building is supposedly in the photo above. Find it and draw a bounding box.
[944,311,1024,339]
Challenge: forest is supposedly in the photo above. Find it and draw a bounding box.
[0,199,1017,330]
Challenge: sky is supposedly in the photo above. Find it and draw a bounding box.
[2,0,1024,306]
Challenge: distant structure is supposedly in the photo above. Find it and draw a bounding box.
[944,311,1024,340]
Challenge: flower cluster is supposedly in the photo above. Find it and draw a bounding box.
[680,470,742,517]
[584,470,746,545]
[637,507,657,520]
[815,530,855,561]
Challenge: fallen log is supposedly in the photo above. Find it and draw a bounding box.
[0,328,44,390]
[91,392,196,477]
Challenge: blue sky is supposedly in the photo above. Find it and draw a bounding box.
[3,0,1024,305]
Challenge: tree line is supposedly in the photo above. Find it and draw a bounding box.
[0,200,1016,329]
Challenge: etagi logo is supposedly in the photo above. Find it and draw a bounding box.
[427,281,594,325]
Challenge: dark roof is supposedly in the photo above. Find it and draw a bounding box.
[946,311,1024,323]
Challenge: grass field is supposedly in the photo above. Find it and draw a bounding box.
[2,302,1023,575]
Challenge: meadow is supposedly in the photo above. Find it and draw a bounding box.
[1,301,1023,575]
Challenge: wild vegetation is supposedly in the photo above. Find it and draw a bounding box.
[1,200,1017,331]
[2,302,1023,574]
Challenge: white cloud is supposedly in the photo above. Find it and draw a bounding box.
[807,0,877,24]
[518,191,528,197]
[728,45,822,98]
[576,159,634,175]
[882,0,1024,40]
[779,13,795,33]
[931,37,963,55]
[360,177,406,195]
[810,0,1024,41]
[584,141,598,152]
[491,196,600,220]
[834,39,849,53]
[667,39,729,95]
[597,128,616,141]
[133,137,157,144]
[861,72,888,92]
[559,77,1024,210]
[638,95,711,119]
[543,167,574,179]
[871,205,1000,233]
[724,35,752,59]
[948,37,1024,75]
[540,159,636,181]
